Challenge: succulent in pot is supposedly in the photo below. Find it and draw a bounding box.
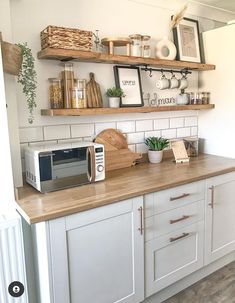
[145,136,169,163]
[106,87,125,108]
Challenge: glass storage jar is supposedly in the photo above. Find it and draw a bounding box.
[62,62,74,108]
[129,34,142,57]
[141,35,151,58]
[184,137,199,157]
[73,79,87,108]
[48,78,63,109]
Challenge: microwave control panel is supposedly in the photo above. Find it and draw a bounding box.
[95,147,105,181]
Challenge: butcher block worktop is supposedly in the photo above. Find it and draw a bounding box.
[16,154,235,224]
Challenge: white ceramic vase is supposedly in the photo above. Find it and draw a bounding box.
[109,97,120,108]
[156,36,177,60]
[148,150,163,164]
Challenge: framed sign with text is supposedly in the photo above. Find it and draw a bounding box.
[114,66,144,107]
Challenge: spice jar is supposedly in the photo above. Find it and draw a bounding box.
[142,35,151,58]
[184,137,199,157]
[129,34,142,57]
[48,78,63,109]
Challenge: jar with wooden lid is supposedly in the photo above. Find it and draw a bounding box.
[129,34,142,57]
[142,35,151,58]
[48,78,63,109]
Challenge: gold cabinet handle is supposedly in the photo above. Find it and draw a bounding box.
[170,215,191,224]
[170,193,190,201]
[138,206,144,235]
[209,186,215,209]
[170,232,189,242]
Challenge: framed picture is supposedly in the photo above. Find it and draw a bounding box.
[114,66,144,107]
[172,17,202,63]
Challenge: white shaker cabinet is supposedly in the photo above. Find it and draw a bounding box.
[33,197,144,303]
[205,172,235,264]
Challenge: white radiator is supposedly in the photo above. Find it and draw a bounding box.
[0,213,27,303]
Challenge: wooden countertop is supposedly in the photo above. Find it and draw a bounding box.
[16,154,235,224]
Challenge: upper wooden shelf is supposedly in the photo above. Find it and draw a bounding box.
[38,48,215,71]
[41,104,215,117]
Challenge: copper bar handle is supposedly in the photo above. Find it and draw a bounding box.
[170,193,190,201]
[138,206,144,235]
[209,186,215,209]
[170,232,189,243]
[170,215,191,224]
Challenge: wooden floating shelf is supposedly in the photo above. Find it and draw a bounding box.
[41,104,215,117]
[38,48,215,71]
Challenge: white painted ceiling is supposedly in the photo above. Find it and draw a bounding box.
[192,0,235,12]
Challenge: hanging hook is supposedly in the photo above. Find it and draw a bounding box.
[149,68,153,77]
[145,64,148,72]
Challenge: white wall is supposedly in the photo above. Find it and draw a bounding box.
[7,0,235,171]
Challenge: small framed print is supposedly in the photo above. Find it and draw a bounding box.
[172,17,202,63]
[114,66,144,107]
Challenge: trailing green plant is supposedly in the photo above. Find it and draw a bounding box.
[17,43,37,124]
[106,87,125,98]
[145,136,169,151]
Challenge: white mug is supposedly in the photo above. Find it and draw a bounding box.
[170,74,179,89]
[179,76,188,90]
[156,75,169,90]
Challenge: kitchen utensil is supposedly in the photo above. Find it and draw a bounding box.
[95,129,128,150]
[86,72,103,108]
[105,149,142,171]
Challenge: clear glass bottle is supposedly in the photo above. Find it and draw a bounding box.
[48,78,63,109]
[141,35,151,57]
[129,34,142,57]
[62,63,74,108]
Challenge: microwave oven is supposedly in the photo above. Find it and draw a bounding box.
[25,142,105,193]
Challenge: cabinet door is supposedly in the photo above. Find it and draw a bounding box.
[48,197,144,303]
[205,172,235,264]
[145,221,204,297]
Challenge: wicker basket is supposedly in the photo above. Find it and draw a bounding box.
[40,25,92,51]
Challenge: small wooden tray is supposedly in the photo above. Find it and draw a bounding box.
[101,37,131,55]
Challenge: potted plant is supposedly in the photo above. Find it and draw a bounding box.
[145,136,169,164]
[17,43,37,124]
[106,87,125,108]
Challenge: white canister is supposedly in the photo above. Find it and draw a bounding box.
[176,93,189,105]
[129,34,142,57]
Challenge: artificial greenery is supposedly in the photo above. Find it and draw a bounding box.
[17,43,37,124]
[106,87,125,97]
[145,137,169,151]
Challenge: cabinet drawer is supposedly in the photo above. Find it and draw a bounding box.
[145,200,204,241]
[145,221,204,296]
[145,181,205,218]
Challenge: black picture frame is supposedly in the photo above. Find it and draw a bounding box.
[114,66,144,107]
[172,17,202,63]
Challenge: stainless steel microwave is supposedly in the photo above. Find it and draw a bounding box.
[25,142,105,193]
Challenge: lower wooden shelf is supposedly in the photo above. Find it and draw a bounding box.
[41,104,215,116]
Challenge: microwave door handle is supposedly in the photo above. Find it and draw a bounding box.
[87,146,96,182]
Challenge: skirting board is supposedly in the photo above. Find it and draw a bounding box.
[142,252,235,303]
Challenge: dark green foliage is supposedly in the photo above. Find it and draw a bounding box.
[145,136,169,151]
[106,87,125,97]
[17,43,37,124]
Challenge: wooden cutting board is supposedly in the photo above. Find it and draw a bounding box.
[86,72,103,108]
[105,149,142,171]
[95,129,128,151]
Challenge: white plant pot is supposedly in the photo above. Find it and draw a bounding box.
[148,150,163,164]
[109,97,120,108]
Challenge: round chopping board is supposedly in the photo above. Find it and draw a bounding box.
[95,128,128,151]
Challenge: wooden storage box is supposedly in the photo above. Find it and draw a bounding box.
[40,25,92,51]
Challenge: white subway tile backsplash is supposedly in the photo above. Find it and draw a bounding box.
[83,136,94,142]
[95,122,116,134]
[191,126,198,136]
[154,119,169,130]
[19,127,43,143]
[144,130,161,138]
[127,132,144,144]
[128,144,136,152]
[117,121,135,133]
[57,138,83,144]
[29,140,57,147]
[170,117,184,128]
[136,120,153,132]
[136,143,148,153]
[71,124,94,138]
[177,127,191,138]
[44,125,70,140]
[162,129,177,139]
[185,116,198,127]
